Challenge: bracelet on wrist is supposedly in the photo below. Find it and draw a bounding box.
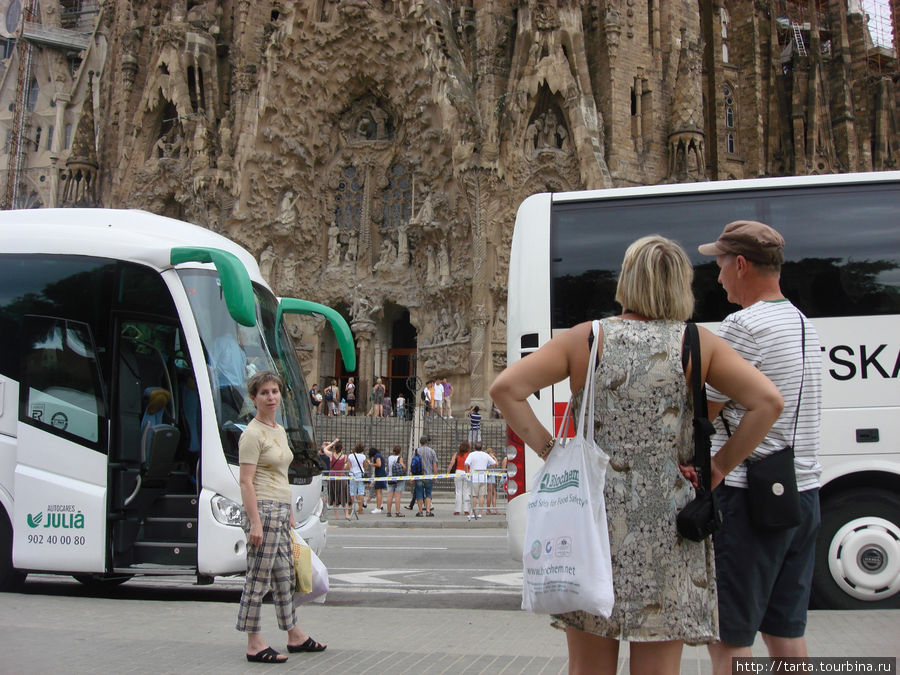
[537,438,556,459]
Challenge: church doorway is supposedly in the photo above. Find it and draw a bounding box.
[386,307,416,413]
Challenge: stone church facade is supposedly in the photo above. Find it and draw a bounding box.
[1,0,897,408]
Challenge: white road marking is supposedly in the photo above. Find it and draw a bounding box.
[472,572,523,587]
[327,569,415,585]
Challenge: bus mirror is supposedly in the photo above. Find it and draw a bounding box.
[277,298,356,372]
[170,247,256,327]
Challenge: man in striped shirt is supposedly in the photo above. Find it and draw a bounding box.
[699,221,823,674]
[466,405,482,442]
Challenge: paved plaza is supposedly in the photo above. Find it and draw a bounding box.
[1,497,897,674]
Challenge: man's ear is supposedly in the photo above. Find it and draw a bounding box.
[734,254,749,275]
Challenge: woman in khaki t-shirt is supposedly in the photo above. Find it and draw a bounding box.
[236,371,326,663]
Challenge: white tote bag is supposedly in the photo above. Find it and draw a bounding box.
[522,320,614,617]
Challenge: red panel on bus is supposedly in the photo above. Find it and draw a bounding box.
[553,401,576,438]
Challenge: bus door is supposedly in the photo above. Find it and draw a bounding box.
[109,317,201,571]
[13,316,108,573]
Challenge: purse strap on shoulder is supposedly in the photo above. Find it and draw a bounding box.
[685,322,714,493]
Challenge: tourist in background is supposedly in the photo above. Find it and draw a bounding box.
[485,446,500,515]
[321,439,351,520]
[347,443,368,515]
[370,378,385,417]
[413,435,438,517]
[447,441,471,516]
[385,445,407,517]
[442,376,453,418]
[308,383,322,415]
[464,441,497,519]
[466,405,482,442]
[368,446,387,514]
[344,376,356,415]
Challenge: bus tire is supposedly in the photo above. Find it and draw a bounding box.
[72,573,132,588]
[811,488,900,609]
[0,507,27,591]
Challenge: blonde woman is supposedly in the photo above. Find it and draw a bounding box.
[490,236,783,675]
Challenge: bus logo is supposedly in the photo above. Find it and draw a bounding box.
[26,510,84,529]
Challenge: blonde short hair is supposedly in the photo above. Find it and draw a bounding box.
[615,236,694,321]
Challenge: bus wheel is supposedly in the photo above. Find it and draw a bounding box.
[811,488,900,609]
[72,573,132,588]
[0,508,27,591]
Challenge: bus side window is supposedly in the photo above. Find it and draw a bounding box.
[20,316,106,448]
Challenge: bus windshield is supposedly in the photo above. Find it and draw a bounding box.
[177,269,318,479]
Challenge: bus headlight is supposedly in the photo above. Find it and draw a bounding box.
[211,495,243,526]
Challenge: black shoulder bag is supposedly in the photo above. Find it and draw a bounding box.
[728,314,805,530]
[676,323,723,541]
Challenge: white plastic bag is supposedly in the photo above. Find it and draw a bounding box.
[521,320,614,617]
[293,544,329,605]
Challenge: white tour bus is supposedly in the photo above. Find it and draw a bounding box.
[504,171,900,610]
[0,209,355,589]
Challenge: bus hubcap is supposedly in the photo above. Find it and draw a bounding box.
[828,517,900,601]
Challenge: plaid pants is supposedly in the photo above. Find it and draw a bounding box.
[236,500,296,633]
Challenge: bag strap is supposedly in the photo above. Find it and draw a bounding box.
[789,312,806,448]
[721,310,807,459]
[352,453,364,473]
[685,322,715,494]
[557,320,601,446]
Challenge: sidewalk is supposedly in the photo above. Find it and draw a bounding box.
[324,494,506,529]
[1,588,896,674]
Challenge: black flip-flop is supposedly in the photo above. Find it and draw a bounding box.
[246,646,287,663]
[287,637,327,653]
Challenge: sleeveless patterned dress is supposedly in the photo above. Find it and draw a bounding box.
[551,319,718,645]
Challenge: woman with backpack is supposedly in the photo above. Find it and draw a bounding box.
[323,380,339,416]
[385,445,407,517]
[344,376,356,415]
[347,443,369,515]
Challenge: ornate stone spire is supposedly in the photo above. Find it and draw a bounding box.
[667,28,706,181]
[61,72,100,206]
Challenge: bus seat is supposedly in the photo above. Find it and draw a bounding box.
[140,423,180,487]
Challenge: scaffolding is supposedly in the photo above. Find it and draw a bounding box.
[774,0,833,65]
[773,0,897,76]
[860,0,897,75]
[862,0,895,50]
